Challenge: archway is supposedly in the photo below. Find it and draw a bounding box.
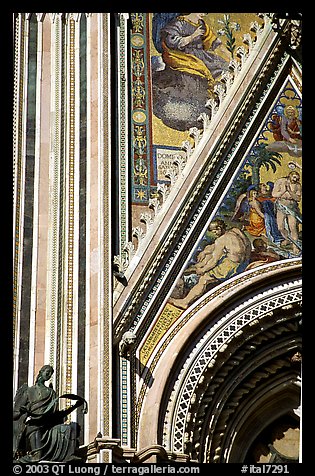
[137,275,301,462]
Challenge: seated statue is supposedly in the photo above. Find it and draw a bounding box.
[13,365,88,462]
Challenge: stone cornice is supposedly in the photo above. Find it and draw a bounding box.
[86,435,189,463]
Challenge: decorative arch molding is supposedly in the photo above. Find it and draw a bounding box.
[216,372,300,463]
[162,278,301,458]
[186,330,301,462]
[137,275,301,461]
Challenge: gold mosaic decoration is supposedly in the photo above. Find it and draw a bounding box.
[140,304,183,365]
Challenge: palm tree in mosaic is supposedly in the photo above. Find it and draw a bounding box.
[247,143,282,186]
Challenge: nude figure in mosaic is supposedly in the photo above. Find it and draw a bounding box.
[169,219,251,309]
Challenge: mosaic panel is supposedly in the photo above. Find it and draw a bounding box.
[130,13,265,208]
[168,78,302,311]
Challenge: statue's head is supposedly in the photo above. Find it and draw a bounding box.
[36,365,54,383]
[124,331,136,345]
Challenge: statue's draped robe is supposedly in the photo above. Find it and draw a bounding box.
[13,384,80,462]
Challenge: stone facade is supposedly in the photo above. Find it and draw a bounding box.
[13,13,302,464]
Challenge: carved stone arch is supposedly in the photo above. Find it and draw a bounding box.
[188,320,301,462]
[137,271,301,461]
[217,372,300,463]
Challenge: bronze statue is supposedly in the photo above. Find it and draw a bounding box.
[13,365,88,462]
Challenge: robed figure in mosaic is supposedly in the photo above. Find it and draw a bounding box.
[152,13,230,130]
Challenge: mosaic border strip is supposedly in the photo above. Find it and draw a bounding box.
[102,12,112,444]
[13,14,25,353]
[65,17,76,396]
[130,13,153,203]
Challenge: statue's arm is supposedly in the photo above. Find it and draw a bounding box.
[61,400,82,417]
[55,394,88,420]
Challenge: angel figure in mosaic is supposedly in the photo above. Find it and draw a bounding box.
[151,13,231,131]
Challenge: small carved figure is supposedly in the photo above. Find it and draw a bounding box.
[119,331,137,357]
[13,365,88,462]
[113,263,128,286]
